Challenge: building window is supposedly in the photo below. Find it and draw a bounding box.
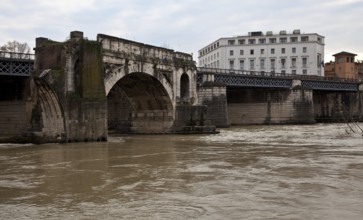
[290,37,298,42]
[281,70,286,75]
[301,36,309,42]
[292,70,297,75]
[281,58,286,69]
[292,47,296,53]
[238,39,245,45]
[228,40,235,45]
[260,59,265,69]
[281,48,285,54]
[303,69,307,75]
[291,58,297,68]
[271,48,275,54]
[250,59,255,70]
[303,47,307,53]
[261,49,264,55]
[317,53,322,68]
[248,39,256,44]
[230,50,234,56]
[229,60,234,69]
[302,57,307,68]
[280,37,287,43]
[269,38,276,43]
[270,59,276,70]
[240,50,244,55]
[259,38,266,44]
[239,60,244,70]
[250,49,254,55]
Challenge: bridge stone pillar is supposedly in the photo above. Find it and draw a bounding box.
[314,83,363,122]
[197,80,229,127]
[32,31,108,143]
[288,86,315,124]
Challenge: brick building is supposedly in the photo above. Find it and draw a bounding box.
[324,51,359,79]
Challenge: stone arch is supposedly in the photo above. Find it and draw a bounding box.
[107,71,174,134]
[104,61,174,105]
[32,78,65,141]
[180,73,190,102]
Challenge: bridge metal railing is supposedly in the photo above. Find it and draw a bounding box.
[0,51,34,76]
[197,67,362,83]
[0,51,35,60]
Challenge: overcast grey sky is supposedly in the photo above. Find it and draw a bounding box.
[1,0,363,62]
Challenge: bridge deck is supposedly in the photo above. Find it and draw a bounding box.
[197,67,361,92]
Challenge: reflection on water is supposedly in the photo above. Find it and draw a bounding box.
[0,124,363,219]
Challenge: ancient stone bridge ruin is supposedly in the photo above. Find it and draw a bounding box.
[1,31,362,144]
[4,31,214,143]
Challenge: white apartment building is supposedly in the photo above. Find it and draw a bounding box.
[198,30,325,76]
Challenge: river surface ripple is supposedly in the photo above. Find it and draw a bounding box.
[1,124,363,220]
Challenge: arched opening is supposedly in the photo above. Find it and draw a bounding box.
[107,72,174,134]
[180,73,190,103]
[32,78,65,141]
[107,85,133,133]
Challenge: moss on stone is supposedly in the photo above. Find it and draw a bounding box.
[80,40,106,101]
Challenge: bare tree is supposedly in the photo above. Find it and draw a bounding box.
[1,40,31,58]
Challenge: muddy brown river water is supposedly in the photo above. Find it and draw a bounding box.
[1,124,363,219]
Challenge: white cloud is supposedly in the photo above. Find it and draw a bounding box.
[1,0,363,61]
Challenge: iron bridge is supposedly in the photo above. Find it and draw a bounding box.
[0,51,34,76]
[197,67,360,92]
